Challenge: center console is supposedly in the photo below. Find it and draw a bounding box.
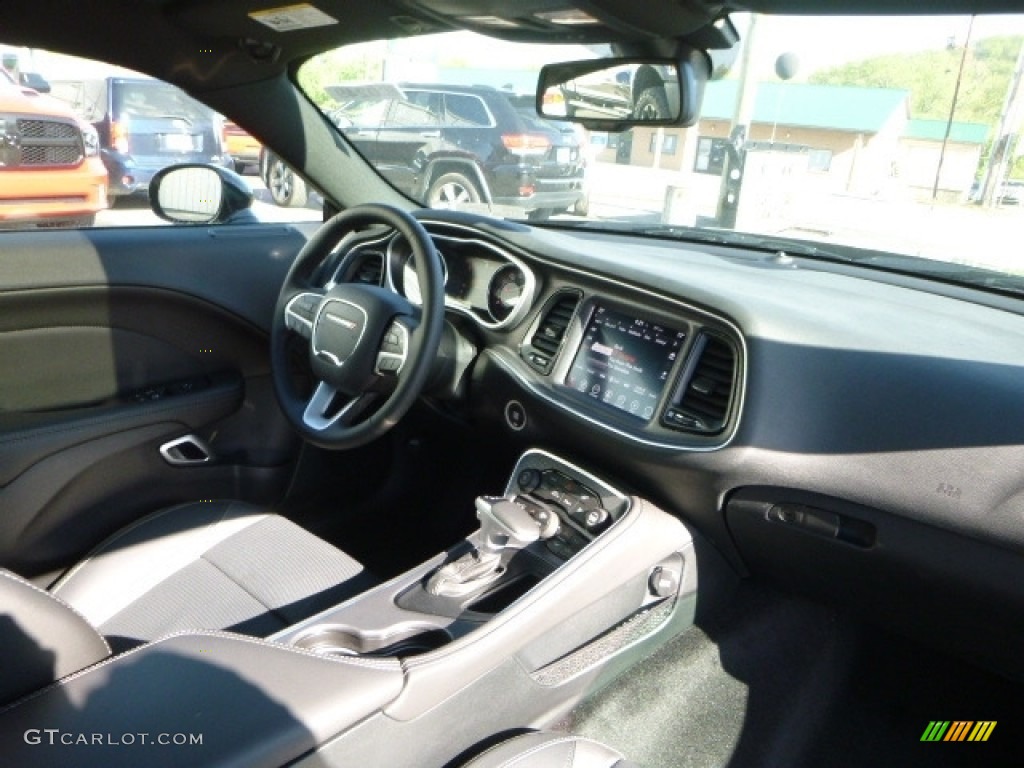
[270,450,638,656]
[0,448,701,768]
[270,447,698,749]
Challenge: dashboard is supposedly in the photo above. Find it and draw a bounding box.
[331,219,746,452]
[324,210,1024,680]
[339,229,538,329]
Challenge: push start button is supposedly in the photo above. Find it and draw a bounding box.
[504,400,527,431]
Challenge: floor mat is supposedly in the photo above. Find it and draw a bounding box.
[566,582,1024,768]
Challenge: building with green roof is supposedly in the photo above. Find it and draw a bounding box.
[626,80,988,203]
[700,80,911,134]
[904,118,989,145]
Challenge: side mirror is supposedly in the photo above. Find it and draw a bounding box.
[537,51,709,131]
[149,164,254,225]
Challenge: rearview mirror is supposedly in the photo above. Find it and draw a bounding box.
[537,53,708,131]
[149,164,254,225]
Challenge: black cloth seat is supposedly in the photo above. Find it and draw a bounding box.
[462,732,635,768]
[49,500,375,650]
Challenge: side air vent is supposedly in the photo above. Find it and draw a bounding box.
[523,291,581,373]
[664,333,737,434]
[352,252,384,285]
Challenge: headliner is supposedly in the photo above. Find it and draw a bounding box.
[2,0,1019,95]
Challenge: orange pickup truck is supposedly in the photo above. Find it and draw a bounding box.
[0,68,108,228]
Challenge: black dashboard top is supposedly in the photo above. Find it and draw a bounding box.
[399,212,1024,565]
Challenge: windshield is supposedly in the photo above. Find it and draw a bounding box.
[299,14,1024,279]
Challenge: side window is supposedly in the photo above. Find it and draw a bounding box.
[0,45,320,231]
[390,90,442,128]
[808,148,833,173]
[443,94,491,127]
[81,81,108,123]
[649,133,679,155]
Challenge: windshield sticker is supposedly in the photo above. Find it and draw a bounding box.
[249,3,338,32]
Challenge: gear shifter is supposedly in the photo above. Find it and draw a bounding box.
[426,495,558,598]
[476,496,543,551]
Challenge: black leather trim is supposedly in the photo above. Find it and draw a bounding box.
[0,570,110,707]
[0,631,403,767]
[0,373,242,487]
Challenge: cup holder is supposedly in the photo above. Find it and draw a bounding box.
[292,625,451,658]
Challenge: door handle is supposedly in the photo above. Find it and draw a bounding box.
[159,434,213,466]
[419,130,441,138]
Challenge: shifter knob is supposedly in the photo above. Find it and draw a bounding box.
[476,496,541,553]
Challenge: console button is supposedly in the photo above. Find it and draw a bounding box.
[546,538,573,559]
[584,507,609,529]
[517,468,541,493]
[649,566,680,598]
[565,530,590,552]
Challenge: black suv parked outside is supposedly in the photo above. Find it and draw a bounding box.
[261,82,587,219]
[50,77,233,201]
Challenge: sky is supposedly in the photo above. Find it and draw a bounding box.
[739,14,1024,78]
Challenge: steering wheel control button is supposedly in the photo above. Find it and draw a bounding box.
[375,320,409,376]
[649,566,680,598]
[313,299,366,367]
[285,293,320,337]
[505,400,527,431]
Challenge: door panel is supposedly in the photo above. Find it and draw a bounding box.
[0,224,312,578]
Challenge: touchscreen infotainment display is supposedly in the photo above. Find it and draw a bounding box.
[566,305,685,421]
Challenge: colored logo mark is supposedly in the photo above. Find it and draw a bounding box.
[921,721,996,742]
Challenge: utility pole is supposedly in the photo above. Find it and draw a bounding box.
[716,14,759,229]
[931,15,974,201]
[980,38,1024,207]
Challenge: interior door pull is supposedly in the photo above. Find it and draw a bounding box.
[159,435,213,466]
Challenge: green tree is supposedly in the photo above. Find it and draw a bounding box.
[809,36,1022,125]
[297,50,384,107]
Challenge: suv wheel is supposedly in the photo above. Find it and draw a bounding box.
[634,86,671,120]
[265,154,308,208]
[427,172,481,208]
[571,193,590,217]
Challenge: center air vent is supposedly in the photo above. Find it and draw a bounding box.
[523,291,581,373]
[664,333,737,434]
[352,252,384,285]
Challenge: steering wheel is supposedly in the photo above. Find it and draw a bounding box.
[271,204,445,449]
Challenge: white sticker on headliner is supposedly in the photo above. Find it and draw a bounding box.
[249,3,338,32]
